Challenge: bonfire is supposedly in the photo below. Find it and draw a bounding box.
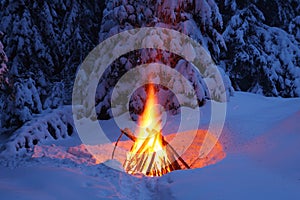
[113,84,190,176]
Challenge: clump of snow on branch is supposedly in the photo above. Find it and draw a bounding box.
[0,107,75,157]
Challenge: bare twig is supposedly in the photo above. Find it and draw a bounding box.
[111,130,125,160]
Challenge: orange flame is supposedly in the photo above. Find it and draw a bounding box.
[134,84,162,151]
[124,84,172,176]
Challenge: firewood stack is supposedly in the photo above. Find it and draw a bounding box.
[118,128,190,176]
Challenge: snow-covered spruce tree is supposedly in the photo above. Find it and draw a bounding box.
[0,31,9,90]
[31,0,104,102]
[0,31,13,134]
[220,4,300,97]
[0,1,52,134]
[0,31,11,133]
[0,1,105,105]
[0,30,44,134]
[90,0,233,120]
[0,1,105,133]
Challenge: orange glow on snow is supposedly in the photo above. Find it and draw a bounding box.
[32,130,226,171]
[32,84,226,175]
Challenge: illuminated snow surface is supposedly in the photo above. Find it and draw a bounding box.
[1,92,300,199]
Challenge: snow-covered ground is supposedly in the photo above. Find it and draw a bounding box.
[1,92,300,199]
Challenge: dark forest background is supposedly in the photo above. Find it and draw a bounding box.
[0,0,299,134]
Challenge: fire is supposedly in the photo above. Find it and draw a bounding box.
[133,84,163,152]
[124,84,173,176]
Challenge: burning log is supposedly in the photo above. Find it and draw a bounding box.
[114,128,190,176]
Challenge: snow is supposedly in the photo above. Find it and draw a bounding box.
[169,154,300,200]
[1,92,300,199]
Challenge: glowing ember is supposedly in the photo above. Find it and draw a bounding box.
[123,84,175,176]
